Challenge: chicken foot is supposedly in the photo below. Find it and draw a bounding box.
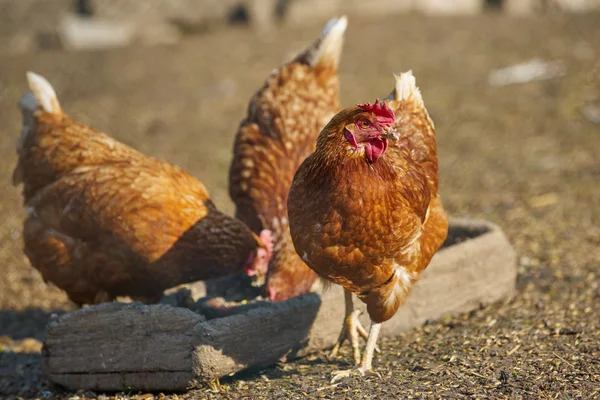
[330,321,382,383]
[329,290,380,365]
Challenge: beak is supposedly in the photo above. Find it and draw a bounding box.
[381,126,399,141]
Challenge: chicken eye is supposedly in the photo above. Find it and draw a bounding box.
[358,119,371,129]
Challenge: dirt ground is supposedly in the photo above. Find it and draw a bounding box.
[0,10,599,400]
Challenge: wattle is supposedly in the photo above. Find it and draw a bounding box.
[365,137,387,163]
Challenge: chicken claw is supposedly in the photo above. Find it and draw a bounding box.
[330,366,381,384]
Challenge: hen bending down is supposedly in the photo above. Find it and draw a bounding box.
[229,16,346,301]
[288,72,448,381]
[13,72,273,306]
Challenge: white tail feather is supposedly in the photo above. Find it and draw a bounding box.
[388,70,424,107]
[24,72,62,114]
[14,72,62,185]
[306,15,348,69]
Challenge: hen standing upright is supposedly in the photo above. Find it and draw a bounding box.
[288,71,448,381]
[229,16,347,301]
[13,72,273,306]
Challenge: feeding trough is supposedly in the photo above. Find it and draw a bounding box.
[42,218,517,392]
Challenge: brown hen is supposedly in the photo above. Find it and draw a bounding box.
[288,71,448,381]
[228,16,347,301]
[13,72,273,306]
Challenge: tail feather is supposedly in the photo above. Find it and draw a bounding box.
[24,72,62,114]
[301,15,348,70]
[386,70,424,107]
[14,72,62,186]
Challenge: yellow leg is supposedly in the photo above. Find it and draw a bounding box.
[330,291,361,364]
[329,291,379,365]
[359,321,382,372]
[330,321,382,383]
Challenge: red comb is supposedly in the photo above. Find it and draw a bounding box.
[357,98,395,127]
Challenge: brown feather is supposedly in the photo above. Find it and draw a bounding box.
[228,18,345,301]
[288,95,448,323]
[15,104,265,306]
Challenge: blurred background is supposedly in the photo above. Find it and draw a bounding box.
[0,0,599,397]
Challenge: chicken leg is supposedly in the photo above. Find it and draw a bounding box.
[330,321,382,383]
[329,290,380,365]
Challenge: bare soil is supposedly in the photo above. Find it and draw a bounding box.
[1,11,599,400]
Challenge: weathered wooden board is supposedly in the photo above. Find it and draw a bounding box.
[43,218,517,391]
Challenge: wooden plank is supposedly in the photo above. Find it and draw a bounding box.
[43,218,517,390]
[43,303,205,374]
[192,294,325,380]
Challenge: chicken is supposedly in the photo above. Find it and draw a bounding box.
[228,16,347,301]
[13,72,273,306]
[287,71,448,381]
